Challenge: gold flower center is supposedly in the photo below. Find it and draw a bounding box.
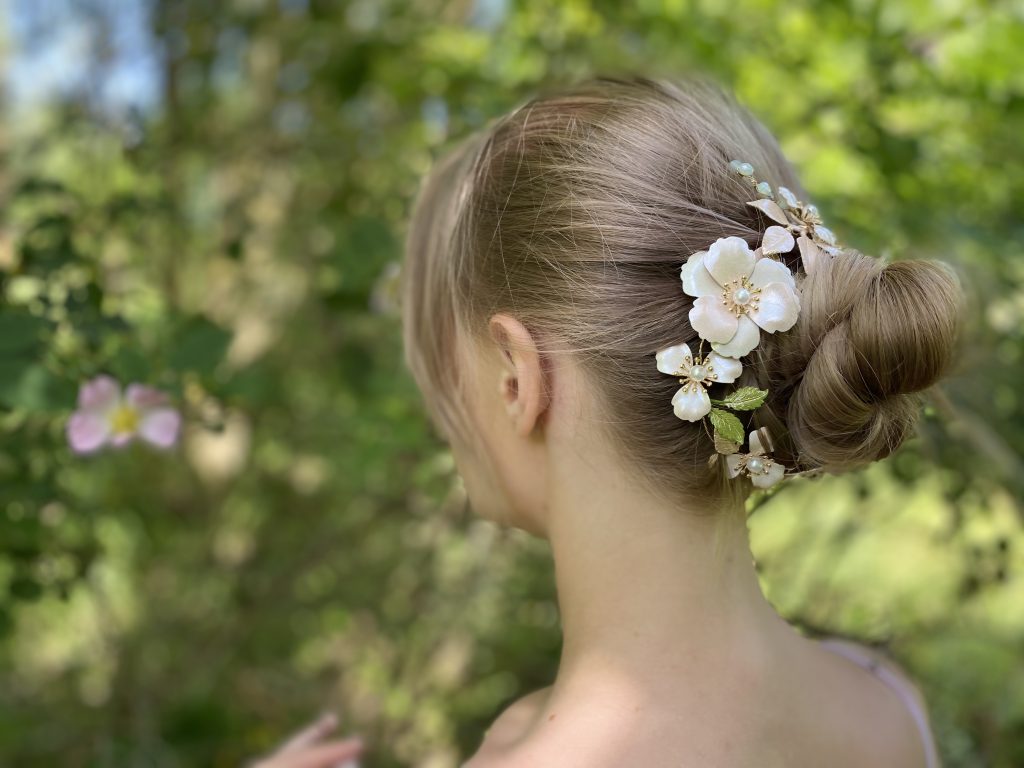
[721,277,761,316]
[680,356,720,388]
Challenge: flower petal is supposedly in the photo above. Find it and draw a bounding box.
[679,251,719,297]
[704,237,756,285]
[813,225,837,246]
[750,282,800,334]
[655,343,693,376]
[125,383,169,409]
[749,427,772,456]
[66,412,112,454]
[751,461,785,489]
[750,257,796,291]
[746,199,789,225]
[776,187,800,209]
[671,384,711,422]
[797,235,822,275]
[78,375,120,412]
[710,315,760,358]
[689,295,739,344]
[707,352,742,384]
[725,454,744,478]
[139,408,181,449]
[760,225,795,256]
[110,432,135,447]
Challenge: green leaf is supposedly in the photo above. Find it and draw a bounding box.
[9,575,43,602]
[0,360,67,412]
[111,345,150,383]
[0,313,48,353]
[709,408,745,446]
[168,317,232,377]
[713,387,769,411]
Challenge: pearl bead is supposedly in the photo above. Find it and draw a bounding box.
[689,364,707,382]
[747,457,765,474]
[737,162,754,177]
[756,181,772,197]
[733,287,752,306]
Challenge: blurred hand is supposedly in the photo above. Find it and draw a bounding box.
[248,712,364,768]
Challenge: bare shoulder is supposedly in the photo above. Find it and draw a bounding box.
[812,638,935,768]
[822,639,929,707]
[463,708,640,768]
[466,642,937,768]
[463,686,645,768]
[817,638,932,719]
[462,686,552,767]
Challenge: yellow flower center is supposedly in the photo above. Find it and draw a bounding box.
[109,405,140,435]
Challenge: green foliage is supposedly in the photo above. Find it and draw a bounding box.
[709,407,746,446]
[712,386,769,411]
[0,1,1022,767]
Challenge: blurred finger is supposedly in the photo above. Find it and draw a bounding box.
[273,712,339,755]
[276,738,364,768]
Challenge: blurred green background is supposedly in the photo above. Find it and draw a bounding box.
[0,0,1021,766]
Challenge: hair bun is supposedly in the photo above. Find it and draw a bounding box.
[770,251,962,470]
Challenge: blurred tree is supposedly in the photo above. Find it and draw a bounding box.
[0,0,1021,766]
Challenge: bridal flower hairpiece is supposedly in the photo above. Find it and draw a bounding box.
[654,159,841,488]
[682,236,799,358]
[722,427,785,489]
[655,343,741,422]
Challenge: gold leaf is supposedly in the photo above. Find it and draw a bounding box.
[797,235,822,275]
[746,199,789,226]
[761,225,795,256]
[714,433,740,455]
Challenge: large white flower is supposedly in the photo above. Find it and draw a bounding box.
[725,429,786,489]
[655,343,742,422]
[680,236,800,358]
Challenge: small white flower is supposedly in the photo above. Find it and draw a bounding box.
[680,236,800,358]
[655,343,742,422]
[725,428,786,489]
[747,187,839,275]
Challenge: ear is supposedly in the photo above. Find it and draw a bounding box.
[488,313,550,438]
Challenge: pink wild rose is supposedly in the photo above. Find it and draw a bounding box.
[67,375,181,454]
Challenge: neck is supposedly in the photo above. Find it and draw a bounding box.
[544,442,795,699]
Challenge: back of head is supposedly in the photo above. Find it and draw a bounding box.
[402,75,962,503]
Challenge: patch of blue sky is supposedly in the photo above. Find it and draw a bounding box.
[3,0,162,115]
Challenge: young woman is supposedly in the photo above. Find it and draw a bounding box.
[253,75,957,767]
[400,76,957,767]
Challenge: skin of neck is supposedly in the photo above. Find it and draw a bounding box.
[544,431,794,701]
[458,315,799,710]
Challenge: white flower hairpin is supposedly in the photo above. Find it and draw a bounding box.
[655,343,741,422]
[654,159,842,489]
[721,427,785,489]
[730,159,841,276]
[682,236,800,358]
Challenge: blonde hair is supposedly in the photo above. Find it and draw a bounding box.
[401,75,961,503]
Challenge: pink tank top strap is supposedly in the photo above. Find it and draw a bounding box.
[818,639,940,768]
